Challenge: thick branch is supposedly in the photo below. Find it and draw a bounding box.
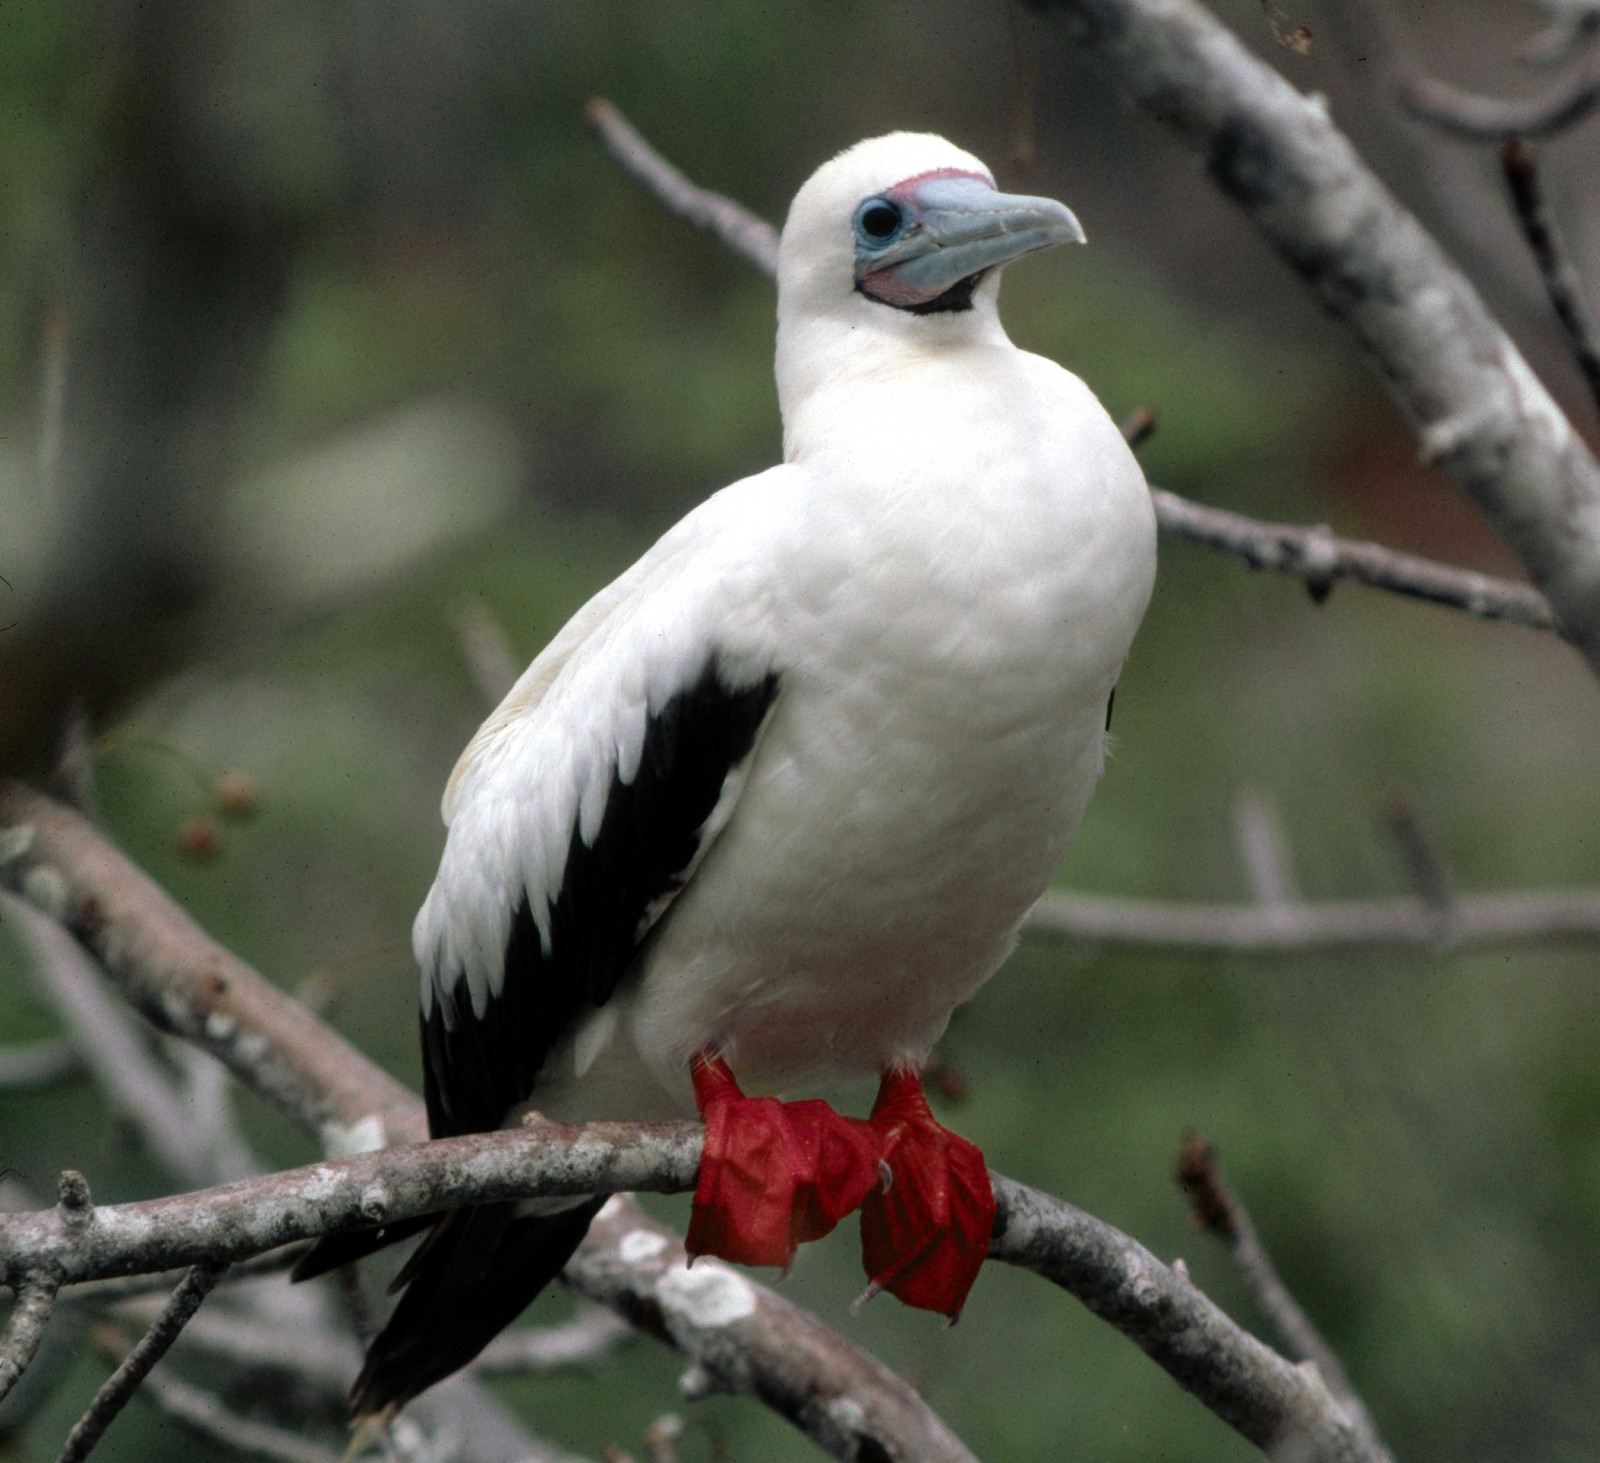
[584,100,1569,643]
[1031,0,1600,667]
[0,783,976,1463]
[570,1197,976,1463]
[988,1174,1374,1460]
[0,779,424,1149]
[0,1123,702,1288]
[0,1275,61,1406]
[0,1118,1382,1463]
[1024,887,1600,952]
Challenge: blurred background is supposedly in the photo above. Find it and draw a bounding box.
[3,0,1600,1458]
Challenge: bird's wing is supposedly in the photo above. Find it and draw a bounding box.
[413,471,790,1138]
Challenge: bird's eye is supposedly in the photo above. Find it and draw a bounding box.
[853,198,905,246]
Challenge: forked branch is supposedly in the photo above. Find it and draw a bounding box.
[0,781,1388,1462]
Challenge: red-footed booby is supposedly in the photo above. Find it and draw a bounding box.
[311,131,1157,1426]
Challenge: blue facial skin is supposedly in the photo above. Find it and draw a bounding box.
[853,177,1085,303]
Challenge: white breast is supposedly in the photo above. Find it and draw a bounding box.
[609,343,1156,1101]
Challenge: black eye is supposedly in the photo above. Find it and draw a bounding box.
[853,198,904,246]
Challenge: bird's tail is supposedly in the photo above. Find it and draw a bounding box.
[347,1197,607,1425]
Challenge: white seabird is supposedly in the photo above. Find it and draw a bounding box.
[319,130,1157,1423]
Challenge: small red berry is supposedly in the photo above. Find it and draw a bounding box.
[213,771,260,818]
[177,817,222,861]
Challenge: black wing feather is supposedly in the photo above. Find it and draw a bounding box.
[422,657,779,1139]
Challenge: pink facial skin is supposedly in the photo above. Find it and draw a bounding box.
[856,168,993,309]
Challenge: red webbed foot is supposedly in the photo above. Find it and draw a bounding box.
[685,1053,881,1270]
[859,1067,996,1320]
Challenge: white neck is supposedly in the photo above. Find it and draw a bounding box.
[775,281,1014,461]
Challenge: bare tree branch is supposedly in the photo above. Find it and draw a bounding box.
[0,779,424,1151]
[1396,69,1600,141]
[0,1123,691,1287]
[1176,1136,1392,1462]
[1025,886,1600,952]
[1500,137,1600,424]
[0,777,1388,1461]
[64,1248,313,1305]
[585,100,779,275]
[1524,0,1600,65]
[1150,489,1561,634]
[584,99,1570,644]
[475,1309,633,1377]
[987,1174,1378,1461]
[453,602,521,707]
[4,892,220,1187]
[571,1196,977,1463]
[59,1262,228,1463]
[1231,789,1299,906]
[110,1300,357,1391]
[1029,0,1600,668]
[126,1363,343,1463]
[1379,784,1456,930]
[0,1275,61,1407]
[0,781,981,1463]
[0,1121,1393,1463]
[0,1039,79,1091]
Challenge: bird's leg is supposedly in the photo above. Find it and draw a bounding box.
[858,1066,995,1320]
[685,1051,882,1270]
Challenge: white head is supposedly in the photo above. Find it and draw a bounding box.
[775,133,1085,420]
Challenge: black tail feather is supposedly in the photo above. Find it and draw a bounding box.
[348,1198,606,1422]
[289,1214,440,1284]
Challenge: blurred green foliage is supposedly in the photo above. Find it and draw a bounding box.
[4,1,1600,1460]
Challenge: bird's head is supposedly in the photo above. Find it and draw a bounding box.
[776,133,1084,408]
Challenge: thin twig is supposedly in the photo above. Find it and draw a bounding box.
[1119,406,1157,449]
[1150,489,1561,633]
[584,98,1570,643]
[0,1273,61,1406]
[585,99,779,275]
[453,601,520,707]
[333,1263,378,1350]
[4,891,225,1188]
[1025,886,1600,952]
[1501,136,1600,424]
[132,1364,343,1463]
[1008,0,1040,168]
[1524,0,1600,65]
[59,1263,228,1463]
[1176,1137,1392,1462]
[474,1308,634,1376]
[109,1301,356,1393]
[1379,784,1455,916]
[1231,789,1299,906]
[1397,69,1600,140]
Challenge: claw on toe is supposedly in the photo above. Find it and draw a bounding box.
[859,1067,996,1319]
[686,1053,880,1270]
